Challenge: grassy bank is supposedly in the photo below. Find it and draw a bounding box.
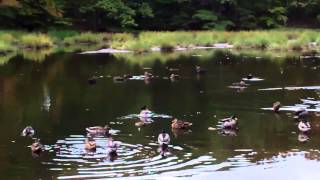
[0,29,320,55]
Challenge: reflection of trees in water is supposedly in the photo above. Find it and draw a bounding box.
[20,49,53,62]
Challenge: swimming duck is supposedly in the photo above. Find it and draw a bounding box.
[144,71,153,81]
[195,66,206,74]
[85,137,96,151]
[171,118,193,129]
[247,74,253,79]
[219,115,238,129]
[22,126,35,137]
[31,139,43,153]
[158,130,170,145]
[170,74,180,81]
[123,74,133,79]
[86,125,110,136]
[273,101,282,113]
[294,108,308,119]
[298,120,311,132]
[232,80,247,87]
[108,137,121,153]
[113,76,126,82]
[139,105,153,118]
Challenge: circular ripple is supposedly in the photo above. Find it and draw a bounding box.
[43,135,220,179]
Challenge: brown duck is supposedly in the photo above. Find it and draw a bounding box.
[171,118,192,129]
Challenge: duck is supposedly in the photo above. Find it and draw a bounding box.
[171,118,192,129]
[232,80,247,87]
[86,125,111,136]
[158,130,170,146]
[21,126,35,137]
[139,105,153,118]
[195,66,206,74]
[113,76,126,82]
[272,101,282,113]
[247,74,253,80]
[85,137,96,151]
[294,108,308,119]
[108,137,121,153]
[219,115,238,129]
[31,139,43,153]
[298,120,311,133]
[170,74,180,81]
[123,74,133,79]
[144,71,153,81]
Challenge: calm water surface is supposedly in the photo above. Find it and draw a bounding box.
[1,50,320,179]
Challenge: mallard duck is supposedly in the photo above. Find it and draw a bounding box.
[294,108,308,119]
[158,130,170,145]
[144,71,153,81]
[22,126,35,137]
[195,66,206,74]
[31,139,43,153]
[273,101,282,113]
[85,137,96,150]
[171,118,192,129]
[123,74,132,79]
[298,120,311,132]
[86,125,110,136]
[139,106,153,118]
[170,74,180,81]
[108,137,121,153]
[232,80,247,86]
[113,76,126,82]
[219,115,238,129]
[247,74,253,79]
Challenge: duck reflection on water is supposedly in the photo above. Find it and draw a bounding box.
[298,132,310,142]
[135,117,154,127]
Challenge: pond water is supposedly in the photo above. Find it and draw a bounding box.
[1,50,320,179]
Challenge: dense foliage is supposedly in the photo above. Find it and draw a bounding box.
[0,0,320,31]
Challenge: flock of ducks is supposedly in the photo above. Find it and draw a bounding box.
[272,102,311,133]
[22,65,313,160]
[21,124,120,159]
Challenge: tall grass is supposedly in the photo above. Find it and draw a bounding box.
[0,29,320,55]
[63,32,108,45]
[20,34,53,49]
[0,40,14,53]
